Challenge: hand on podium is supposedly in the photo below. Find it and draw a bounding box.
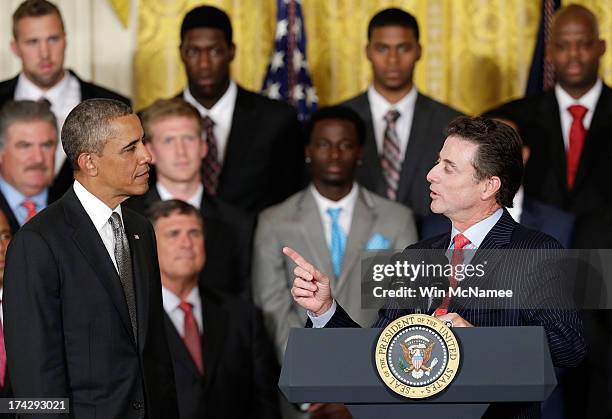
[284,246,334,316]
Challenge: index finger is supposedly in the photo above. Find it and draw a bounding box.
[283,246,315,274]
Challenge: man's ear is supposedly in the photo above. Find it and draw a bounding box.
[482,176,501,201]
[77,153,98,176]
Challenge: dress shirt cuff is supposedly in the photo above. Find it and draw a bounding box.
[307,300,337,328]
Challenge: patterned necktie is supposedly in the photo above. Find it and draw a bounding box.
[202,116,221,196]
[22,199,37,222]
[178,301,204,374]
[0,300,5,387]
[566,104,588,189]
[434,233,471,316]
[326,208,346,278]
[108,213,138,342]
[381,109,402,200]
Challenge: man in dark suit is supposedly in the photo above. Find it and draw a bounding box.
[0,209,12,399]
[0,100,60,234]
[287,117,585,419]
[486,5,611,248]
[147,199,280,419]
[126,98,253,298]
[3,99,178,418]
[0,0,131,200]
[341,8,462,230]
[177,5,304,213]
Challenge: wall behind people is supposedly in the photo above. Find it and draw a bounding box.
[0,0,137,100]
[1,1,610,114]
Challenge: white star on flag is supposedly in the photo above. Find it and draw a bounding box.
[271,51,285,71]
[292,50,304,71]
[265,82,282,100]
[276,19,288,40]
[306,86,319,106]
[292,84,305,101]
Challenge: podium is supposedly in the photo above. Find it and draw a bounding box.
[279,327,556,419]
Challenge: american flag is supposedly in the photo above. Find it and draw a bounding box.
[262,0,318,121]
[525,0,561,95]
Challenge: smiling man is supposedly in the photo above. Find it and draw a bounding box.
[3,99,178,419]
[0,100,58,234]
[341,8,462,230]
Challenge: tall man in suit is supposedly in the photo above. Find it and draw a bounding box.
[253,106,418,418]
[0,100,58,234]
[342,8,462,230]
[0,209,12,398]
[486,5,610,248]
[0,0,131,199]
[148,199,280,419]
[3,99,178,419]
[126,98,253,298]
[287,116,585,419]
[178,5,304,213]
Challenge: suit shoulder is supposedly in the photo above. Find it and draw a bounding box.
[510,224,563,249]
[340,91,368,107]
[238,87,296,116]
[201,286,260,317]
[366,189,415,218]
[417,92,464,118]
[75,72,131,106]
[258,190,304,222]
[484,93,547,120]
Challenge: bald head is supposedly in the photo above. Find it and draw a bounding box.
[547,4,606,98]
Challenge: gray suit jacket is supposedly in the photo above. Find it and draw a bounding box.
[252,185,418,361]
[341,91,463,222]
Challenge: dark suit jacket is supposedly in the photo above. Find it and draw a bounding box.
[421,197,575,248]
[3,187,178,419]
[341,91,463,225]
[178,86,304,213]
[0,186,64,235]
[0,70,132,202]
[125,184,254,298]
[320,209,585,419]
[164,286,280,419]
[485,84,612,248]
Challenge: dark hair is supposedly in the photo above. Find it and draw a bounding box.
[0,100,57,149]
[368,8,419,41]
[145,199,204,230]
[180,5,232,44]
[61,99,133,171]
[446,116,523,208]
[305,106,366,146]
[13,0,64,39]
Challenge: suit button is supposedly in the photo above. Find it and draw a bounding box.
[132,401,143,410]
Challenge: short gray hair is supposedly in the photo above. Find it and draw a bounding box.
[62,99,133,171]
[0,100,58,149]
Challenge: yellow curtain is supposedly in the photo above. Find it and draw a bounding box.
[108,0,131,28]
[133,0,612,115]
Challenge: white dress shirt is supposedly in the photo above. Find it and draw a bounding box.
[14,71,81,174]
[183,81,238,165]
[309,182,359,248]
[156,182,203,209]
[161,286,203,336]
[367,84,418,160]
[73,180,123,272]
[555,78,602,151]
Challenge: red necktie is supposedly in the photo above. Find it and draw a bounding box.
[566,105,588,189]
[202,116,221,196]
[178,301,203,374]
[0,300,6,387]
[434,233,471,316]
[22,199,37,222]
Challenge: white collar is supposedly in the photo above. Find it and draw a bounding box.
[450,207,504,249]
[162,285,201,314]
[183,80,238,118]
[555,78,602,112]
[367,84,418,121]
[156,182,203,209]
[15,70,74,101]
[73,179,123,232]
[310,182,359,212]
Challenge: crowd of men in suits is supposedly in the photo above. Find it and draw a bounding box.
[0,0,609,418]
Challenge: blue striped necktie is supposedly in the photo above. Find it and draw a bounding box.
[326,208,346,278]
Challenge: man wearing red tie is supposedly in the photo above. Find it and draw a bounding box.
[0,100,58,234]
[486,4,610,248]
[147,199,280,419]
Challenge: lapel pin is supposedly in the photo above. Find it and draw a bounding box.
[134,234,140,240]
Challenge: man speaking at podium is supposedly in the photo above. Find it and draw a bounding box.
[287,116,585,419]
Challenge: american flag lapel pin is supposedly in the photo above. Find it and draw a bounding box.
[134,234,140,240]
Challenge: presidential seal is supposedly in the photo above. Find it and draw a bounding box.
[374,314,460,398]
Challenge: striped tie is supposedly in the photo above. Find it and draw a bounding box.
[202,116,221,196]
[381,109,402,200]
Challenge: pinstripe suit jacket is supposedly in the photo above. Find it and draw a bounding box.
[321,209,585,419]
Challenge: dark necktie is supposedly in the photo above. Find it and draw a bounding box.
[202,116,221,196]
[566,104,588,189]
[108,213,138,342]
[381,109,402,200]
[178,301,204,374]
[434,233,471,316]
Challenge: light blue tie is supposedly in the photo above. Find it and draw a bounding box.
[326,208,346,278]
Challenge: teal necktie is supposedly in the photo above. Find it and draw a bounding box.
[326,208,346,278]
